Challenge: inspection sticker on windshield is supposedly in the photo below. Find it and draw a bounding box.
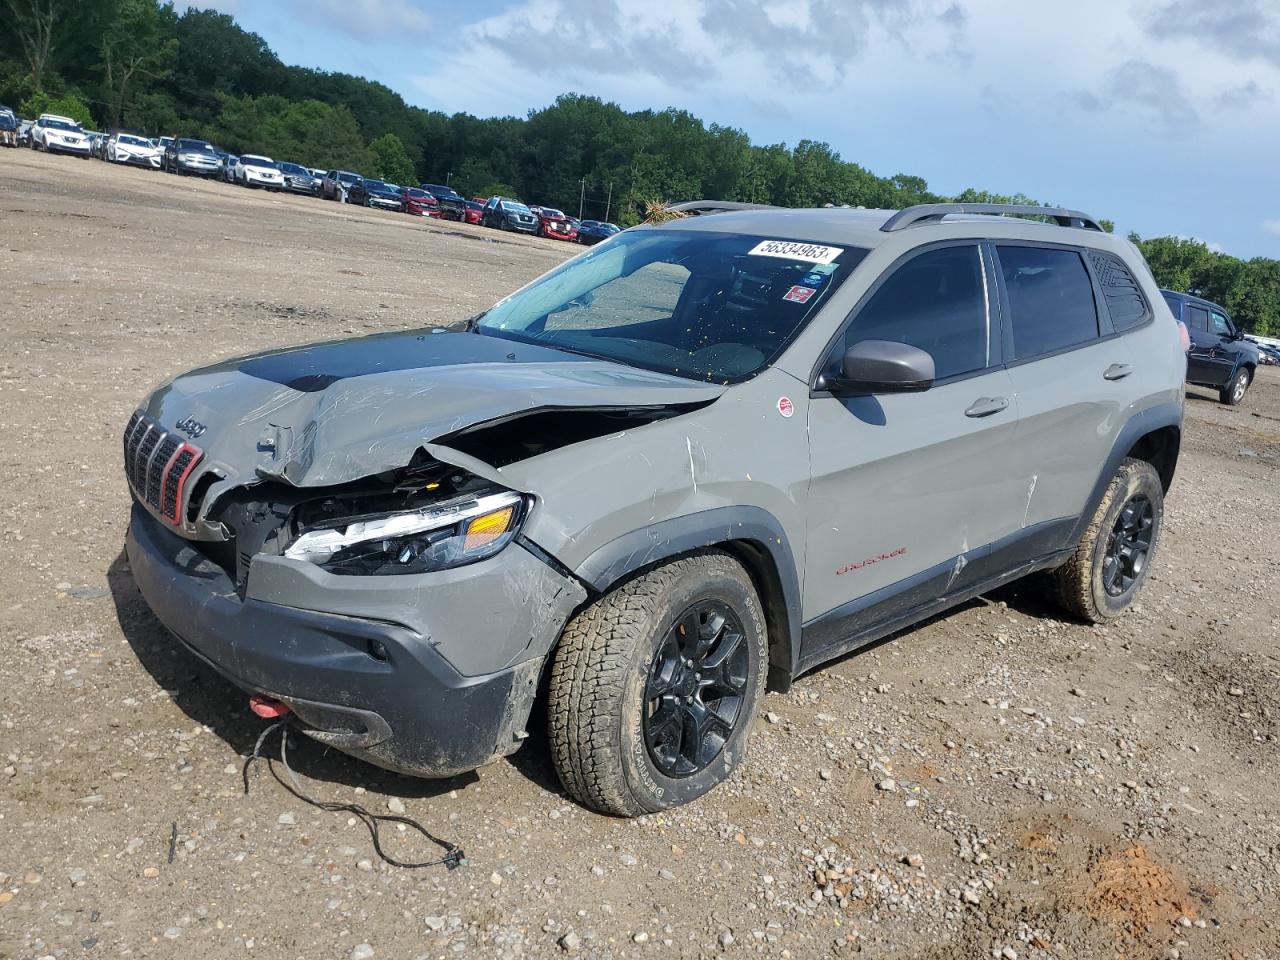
[782,285,816,304]
[748,240,843,264]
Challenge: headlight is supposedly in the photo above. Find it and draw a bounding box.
[285,490,525,576]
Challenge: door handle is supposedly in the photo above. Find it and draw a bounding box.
[964,397,1009,418]
[1103,363,1134,380]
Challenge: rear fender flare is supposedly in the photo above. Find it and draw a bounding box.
[1071,402,1182,545]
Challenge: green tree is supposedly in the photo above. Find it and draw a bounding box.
[101,0,178,127]
[2,0,72,91]
[368,131,415,184]
[19,89,92,126]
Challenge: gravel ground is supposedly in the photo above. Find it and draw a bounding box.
[1,148,1278,960]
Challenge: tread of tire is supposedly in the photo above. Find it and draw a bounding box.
[1052,458,1151,622]
[547,553,743,816]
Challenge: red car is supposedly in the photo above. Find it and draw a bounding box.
[400,187,443,218]
[464,200,483,225]
[532,206,577,241]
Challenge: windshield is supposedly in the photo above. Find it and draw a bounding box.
[363,179,388,190]
[178,139,212,151]
[242,155,274,166]
[339,172,360,183]
[45,119,79,131]
[118,134,150,146]
[501,201,530,213]
[542,209,566,218]
[279,163,307,175]
[0,116,14,130]
[476,228,866,383]
[407,189,431,199]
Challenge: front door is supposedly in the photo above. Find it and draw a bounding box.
[803,243,1024,662]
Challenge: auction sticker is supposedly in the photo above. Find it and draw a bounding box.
[777,396,795,418]
[748,240,843,264]
[782,285,816,304]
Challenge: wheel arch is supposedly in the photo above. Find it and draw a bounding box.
[1071,403,1182,545]
[573,506,803,691]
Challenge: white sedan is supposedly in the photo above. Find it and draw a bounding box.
[235,154,284,189]
[106,132,161,168]
[31,114,91,155]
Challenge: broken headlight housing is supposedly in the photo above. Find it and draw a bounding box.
[284,491,526,576]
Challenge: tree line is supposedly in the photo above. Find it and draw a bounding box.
[3,0,1276,333]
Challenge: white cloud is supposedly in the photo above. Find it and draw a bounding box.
[1263,220,1280,237]
[294,0,430,41]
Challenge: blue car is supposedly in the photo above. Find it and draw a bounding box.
[576,220,621,245]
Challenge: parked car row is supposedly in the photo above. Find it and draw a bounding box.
[11,113,628,245]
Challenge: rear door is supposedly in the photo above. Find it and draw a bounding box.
[1185,303,1232,385]
[994,243,1132,542]
[802,243,1024,661]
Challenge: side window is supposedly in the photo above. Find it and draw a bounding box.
[1210,311,1232,336]
[1087,251,1151,332]
[1185,305,1210,333]
[841,245,988,380]
[998,246,1099,360]
[1161,292,1182,319]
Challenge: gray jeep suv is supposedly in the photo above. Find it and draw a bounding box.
[123,203,1185,815]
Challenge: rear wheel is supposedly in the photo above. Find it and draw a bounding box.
[548,553,767,816]
[1220,367,1251,405]
[1052,458,1163,622]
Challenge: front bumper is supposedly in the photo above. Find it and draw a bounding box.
[115,152,161,168]
[245,171,282,187]
[47,139,91,155]
[177,157,220,175]
[367,197,401,210]
[125,504,585,777]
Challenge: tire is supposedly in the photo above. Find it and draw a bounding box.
[1219,367,1251,406]
[1052,458,1163,623]
[548,552,768,817]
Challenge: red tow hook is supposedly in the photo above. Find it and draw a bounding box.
[249,695,291,719]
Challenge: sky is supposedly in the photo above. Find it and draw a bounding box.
[203,0,1279,258]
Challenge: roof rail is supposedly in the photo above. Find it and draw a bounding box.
[665,200,778,216]
[880,203,1104,233]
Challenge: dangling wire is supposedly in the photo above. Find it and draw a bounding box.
[242,721,466,870]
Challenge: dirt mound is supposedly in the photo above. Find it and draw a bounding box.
[1077,844,1197,934]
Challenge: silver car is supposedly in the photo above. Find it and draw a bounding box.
[122,202,1185,815]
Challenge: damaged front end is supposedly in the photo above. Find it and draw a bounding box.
[194,449,529,591]
[124,432,590,779]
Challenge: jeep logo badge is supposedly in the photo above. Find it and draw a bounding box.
[175,415,207,439]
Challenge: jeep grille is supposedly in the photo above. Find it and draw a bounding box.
[123,411,204,525]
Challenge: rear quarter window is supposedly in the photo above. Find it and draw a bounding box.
[998,246,1099,360]
[1088,251,1151,332]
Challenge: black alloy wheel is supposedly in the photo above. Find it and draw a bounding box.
[643,599,749,777]
[1102,495,1153,597]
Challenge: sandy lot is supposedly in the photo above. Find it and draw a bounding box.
[1,148,1278,960]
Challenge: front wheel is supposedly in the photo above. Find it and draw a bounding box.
[1220,367,1251,405]
[1051,458,1163,622]
[548,552,767,817]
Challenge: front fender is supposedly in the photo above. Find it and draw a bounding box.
[573,505,803,686]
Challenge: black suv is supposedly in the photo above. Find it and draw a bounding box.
[419,183,466,221]
[1161,290,1259,405]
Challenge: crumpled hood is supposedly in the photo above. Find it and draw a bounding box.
[140,329,724,489]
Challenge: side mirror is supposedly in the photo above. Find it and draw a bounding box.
[826,340,935,396]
